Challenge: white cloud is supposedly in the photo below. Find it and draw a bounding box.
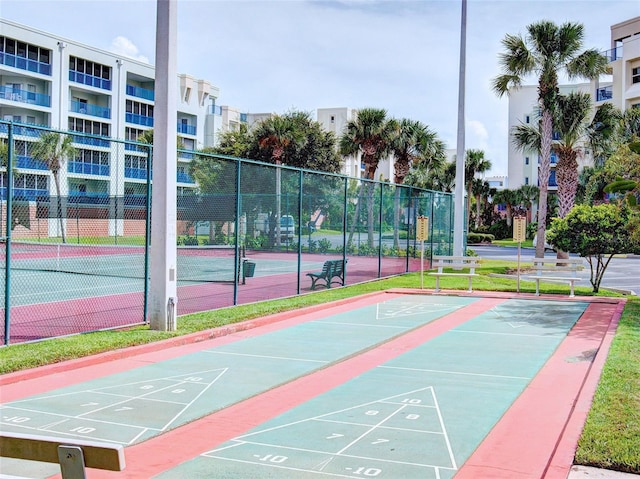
[110,36,150,64]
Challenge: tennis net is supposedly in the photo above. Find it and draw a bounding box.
[1,240,240,283]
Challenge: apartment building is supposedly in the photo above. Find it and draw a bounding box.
[0,19,219,208]
[506,16,640,193]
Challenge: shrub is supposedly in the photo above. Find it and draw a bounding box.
[488,219,511,240]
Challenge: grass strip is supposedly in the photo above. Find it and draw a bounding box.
[574,300,640,473]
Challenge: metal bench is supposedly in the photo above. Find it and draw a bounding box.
[525,257,584,297]
[307,259,347,290]
[0,432,125,479]
[428,255,481,292]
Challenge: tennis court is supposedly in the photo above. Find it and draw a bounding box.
[0,291,622,478]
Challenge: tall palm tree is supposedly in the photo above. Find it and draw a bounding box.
[389,119,444,248]
[553,92,592,220]
[464,149,491,230]
[493,20,608,257]
[339,108,396,247]
[31,132,76,243]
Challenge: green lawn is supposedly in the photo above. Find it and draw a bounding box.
[0,260,637,473]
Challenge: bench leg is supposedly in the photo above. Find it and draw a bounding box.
[434,276,440,292]
[535,279,541,296]
[468,277,473,292]
[569,281,575,297]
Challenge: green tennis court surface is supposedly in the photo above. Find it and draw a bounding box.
[0,295,592,478]
[5,241,327,306]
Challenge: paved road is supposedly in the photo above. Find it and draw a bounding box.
[470,245,640,296]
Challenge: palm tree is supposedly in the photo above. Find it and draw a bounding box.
[253,115,306,246]
[493,188,520,227]
[31,132,76,243]
[389,119,445,248]
[464,149,491,230]
[587,103,621,169]
[493,20,608,257]
[471,178,493,229]
[339,108,396,247]
[553,92,592,220]
[517,184,539,223]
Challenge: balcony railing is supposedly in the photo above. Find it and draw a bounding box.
[0,52,51,75]
[67,161,110,176]
[125,167,149,180]
[69,70,112,90]
[603,46,622,62]
[0,123,43,137]
[15,155,48,171]
[125,112,154,127]
[71,135,111,148]
[177,123,196,135]
[177,172,194,184]
[124,168,193,184]
[126,84,155,101]
[69,100,111,119]
[597,86,613,102]
[0,85,51,107]
[1,187,49,201]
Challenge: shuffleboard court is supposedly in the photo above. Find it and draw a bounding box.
[153,298,588,478]
[0,295,477,478]
[0,292,622,479]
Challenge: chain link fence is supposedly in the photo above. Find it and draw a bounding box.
[1,121,455,344]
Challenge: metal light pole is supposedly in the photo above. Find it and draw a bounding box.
[453,0,467,257]
[149,0,178,330]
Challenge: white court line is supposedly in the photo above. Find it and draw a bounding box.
[451,329,563,338]
[378,365,531,381]
[315,418,445,435]
[318,320,408,329]
[431,387,457,469]
[205,447,457,472]
[203,350,328,363]
[233,386,442,441]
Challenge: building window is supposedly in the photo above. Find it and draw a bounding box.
[525,157,529,165]
[632,66,640,84]
[525,115,530,124]
[330,116,335,123]
[525,177,529,185]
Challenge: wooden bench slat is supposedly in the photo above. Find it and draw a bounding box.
[0,432,125,472]
[428,256,481,292]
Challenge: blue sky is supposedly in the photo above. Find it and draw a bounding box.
[2,0,639,176]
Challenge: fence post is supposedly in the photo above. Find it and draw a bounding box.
[296,170,303,295]
[4,123,14,345]
[378,183,383,278]
[233,159,241,305]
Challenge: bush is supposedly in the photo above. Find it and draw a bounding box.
[467,232,494,244]
[488,219,511,240]
[317,238,332,253]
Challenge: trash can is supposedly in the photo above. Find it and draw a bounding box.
[242,260,256,283]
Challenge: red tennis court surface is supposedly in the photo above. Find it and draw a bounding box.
[0,289,624,478]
